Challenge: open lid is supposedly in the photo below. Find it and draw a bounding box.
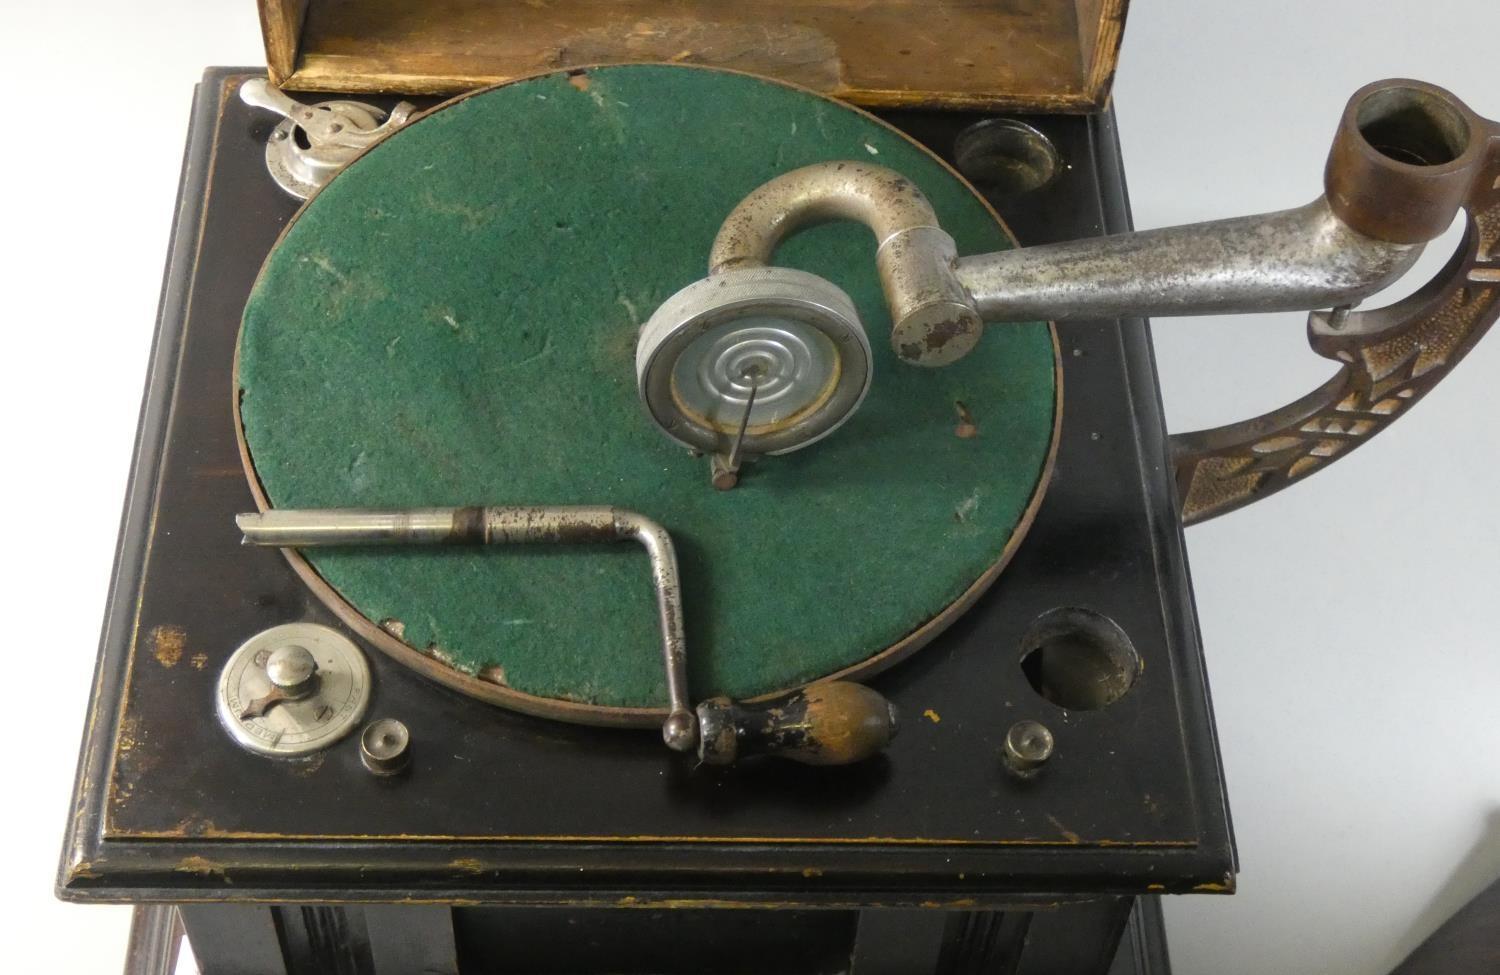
[258,0,1127,111]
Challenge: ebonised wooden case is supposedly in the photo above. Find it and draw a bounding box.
[60,68,1229,974]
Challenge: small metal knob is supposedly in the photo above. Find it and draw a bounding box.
[360,718,411,776]
[1003,719,1054,774]
[265,644,318,698]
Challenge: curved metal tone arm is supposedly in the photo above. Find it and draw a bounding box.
[953,199,1421,322]
[237,506,696,753]
[712,79,1500,524]
[710,161,985,366]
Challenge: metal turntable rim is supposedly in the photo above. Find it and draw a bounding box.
[232,61,1063,729]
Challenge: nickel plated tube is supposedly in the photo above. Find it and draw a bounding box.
[952,198,1421,322]
[237,506,696,753]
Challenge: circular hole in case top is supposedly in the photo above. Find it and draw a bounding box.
[1019,607,1140,711]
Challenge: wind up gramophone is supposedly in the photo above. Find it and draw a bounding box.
[59,2,1498,972]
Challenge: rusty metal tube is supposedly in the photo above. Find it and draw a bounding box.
[236,506,697,753]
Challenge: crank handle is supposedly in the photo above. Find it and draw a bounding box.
[240,507,901,766]
[696,681,899,766]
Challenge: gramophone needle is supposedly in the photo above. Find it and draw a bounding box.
[727,378,759,474]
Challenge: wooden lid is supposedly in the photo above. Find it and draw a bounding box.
[259,0,1127,111]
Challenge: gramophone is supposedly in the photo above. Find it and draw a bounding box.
[57,3,1499,972]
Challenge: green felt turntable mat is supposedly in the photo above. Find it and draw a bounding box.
[238,64,1057,715]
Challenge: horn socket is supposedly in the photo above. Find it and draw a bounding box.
[1354,86,1471,166]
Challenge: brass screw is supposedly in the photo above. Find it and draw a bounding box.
[1003,719,1054,774]
[360,718,411,777]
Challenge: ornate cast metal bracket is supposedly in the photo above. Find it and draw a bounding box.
[1171,82,1500,524]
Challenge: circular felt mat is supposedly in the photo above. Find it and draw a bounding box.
[238,64,1057,718]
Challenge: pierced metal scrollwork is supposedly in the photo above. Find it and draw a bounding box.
[1171,118,1499,525]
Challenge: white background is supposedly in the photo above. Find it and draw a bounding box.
[2,2,1496,972]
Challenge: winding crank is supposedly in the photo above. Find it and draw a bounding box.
[237,507,899,766]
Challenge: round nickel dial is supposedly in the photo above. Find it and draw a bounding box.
[216,623,371,757]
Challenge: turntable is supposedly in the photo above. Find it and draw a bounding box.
[57,3,1500,973]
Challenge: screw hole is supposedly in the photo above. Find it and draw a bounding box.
[1019,608,1139,711]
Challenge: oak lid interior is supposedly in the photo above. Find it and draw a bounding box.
[259,0,1127,111]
